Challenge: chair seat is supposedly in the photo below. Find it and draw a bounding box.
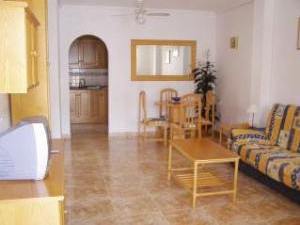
[143,117,168,126]
[171,122,199,130]
[201,118,213,125]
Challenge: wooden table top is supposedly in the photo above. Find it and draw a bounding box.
[170,138,239,163]
[155,101,182,107]
[0,140,64,202]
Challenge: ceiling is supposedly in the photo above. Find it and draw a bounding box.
[59,0,253,12]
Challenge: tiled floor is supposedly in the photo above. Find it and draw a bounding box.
[64,130,300,225]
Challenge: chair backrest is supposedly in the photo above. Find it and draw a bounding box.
[139,91,147,122]
[159,88,178,119]
[179,93,202,128]
[265,104,300,152]
[205,91,216,123]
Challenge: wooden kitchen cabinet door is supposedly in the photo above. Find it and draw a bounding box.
[80,38,100,69]
[70,89,107,124]
[97,42,108,69]
[70,91,76,121]
[69,40,80,69]
[68,36,107,69]
[98,89,108,123]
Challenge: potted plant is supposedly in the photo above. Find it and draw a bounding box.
[192,61,216,106]
[192,51,218,120]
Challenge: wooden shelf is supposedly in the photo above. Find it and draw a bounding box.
[172,169,233,193]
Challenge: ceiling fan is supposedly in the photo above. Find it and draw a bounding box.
[112,0,170,24]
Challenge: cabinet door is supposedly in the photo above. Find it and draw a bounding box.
[74,93,82,121]
[26,14,38,88]
[70,92,82,123]
[70,92,76,122]
[98,89,108,123]
[90,91,100,122]
[96,42,108,69]
[79,38,100,69]
[26,15,34,89]
[69,40,80,69]
[31,21,38,86]
[26,12,39,89]
[79,91,91,121]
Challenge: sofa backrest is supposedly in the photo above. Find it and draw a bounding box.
[265,104,300,152]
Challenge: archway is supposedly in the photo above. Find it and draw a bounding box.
[68,34,109,135]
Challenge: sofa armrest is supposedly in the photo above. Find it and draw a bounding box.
[230,128,270,151]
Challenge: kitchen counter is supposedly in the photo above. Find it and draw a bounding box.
[70,85,107,91]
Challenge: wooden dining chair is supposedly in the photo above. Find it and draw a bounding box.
[170,93,202,140]
[159,88,178,120]
[138,91,169,146]
[202,91,216,135]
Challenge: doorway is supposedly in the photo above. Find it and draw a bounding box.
[68,35,108,135]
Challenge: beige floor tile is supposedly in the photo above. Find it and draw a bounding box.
[65,129,300,225]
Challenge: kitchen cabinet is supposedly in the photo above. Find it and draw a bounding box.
[70,88,108,124]
[69,39,81,69]
[0,1,39,93]
[69,36,108,69]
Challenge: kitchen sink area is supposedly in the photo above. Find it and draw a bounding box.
[69,85,106,90]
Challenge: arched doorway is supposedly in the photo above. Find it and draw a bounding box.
[68,35,108,135]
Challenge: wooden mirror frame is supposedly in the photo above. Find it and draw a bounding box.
[131,39,197,81]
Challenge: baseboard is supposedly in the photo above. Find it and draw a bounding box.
[51,138,65,152]
[61,134,71,139]
[109,132,139,138]
[109,131,159,138]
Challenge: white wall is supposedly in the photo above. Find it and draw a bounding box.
[0,94,10,133]
[269,0,300,105]
[48,0,62,138]
[216,2,254,124]
[59,5,216,136]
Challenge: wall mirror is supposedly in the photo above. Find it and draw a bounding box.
[131,39,196,81]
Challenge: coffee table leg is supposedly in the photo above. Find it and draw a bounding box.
[233,159,239,202]
[168,144,173,181]
[192,162,198,208]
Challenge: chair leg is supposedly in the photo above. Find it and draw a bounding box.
[143,125,146,140]
[163,126,167,146]
[138,122,141,138]
[198,127,202,139]
[190,130,196,138]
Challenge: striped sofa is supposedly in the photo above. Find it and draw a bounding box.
[230,104,300,199]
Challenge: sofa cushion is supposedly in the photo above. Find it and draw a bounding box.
[231,129,269,153]
[288,109,300,152]
[237,144,300,190]
[266,153,300,190]
[265,104,298,147]
[237,144,281,170]
[288,129,300,153]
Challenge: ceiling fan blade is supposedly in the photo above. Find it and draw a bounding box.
[146,12,171,17]
[111,13,134,17]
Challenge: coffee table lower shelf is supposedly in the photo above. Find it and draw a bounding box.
[171,170,235,197]
[168,139,240,208]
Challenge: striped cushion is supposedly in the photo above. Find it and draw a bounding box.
[265,104,300,151]
[237,144,300,190]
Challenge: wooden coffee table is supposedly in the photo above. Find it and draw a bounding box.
[168,138,239,208]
